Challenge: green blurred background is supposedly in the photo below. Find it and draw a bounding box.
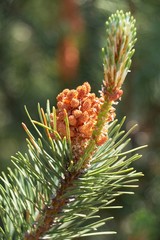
[0,0,160,239]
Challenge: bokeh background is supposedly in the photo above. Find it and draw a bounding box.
[0,0,160,239]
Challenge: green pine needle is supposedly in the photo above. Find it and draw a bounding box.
[0,108,145,239]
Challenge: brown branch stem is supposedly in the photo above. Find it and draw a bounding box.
[24,171,80,240]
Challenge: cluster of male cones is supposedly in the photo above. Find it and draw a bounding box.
[49,10,136,166]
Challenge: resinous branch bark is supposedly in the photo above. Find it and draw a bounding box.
[0,11,145,240]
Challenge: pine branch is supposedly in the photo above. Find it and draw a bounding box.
[0,10,146,240]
